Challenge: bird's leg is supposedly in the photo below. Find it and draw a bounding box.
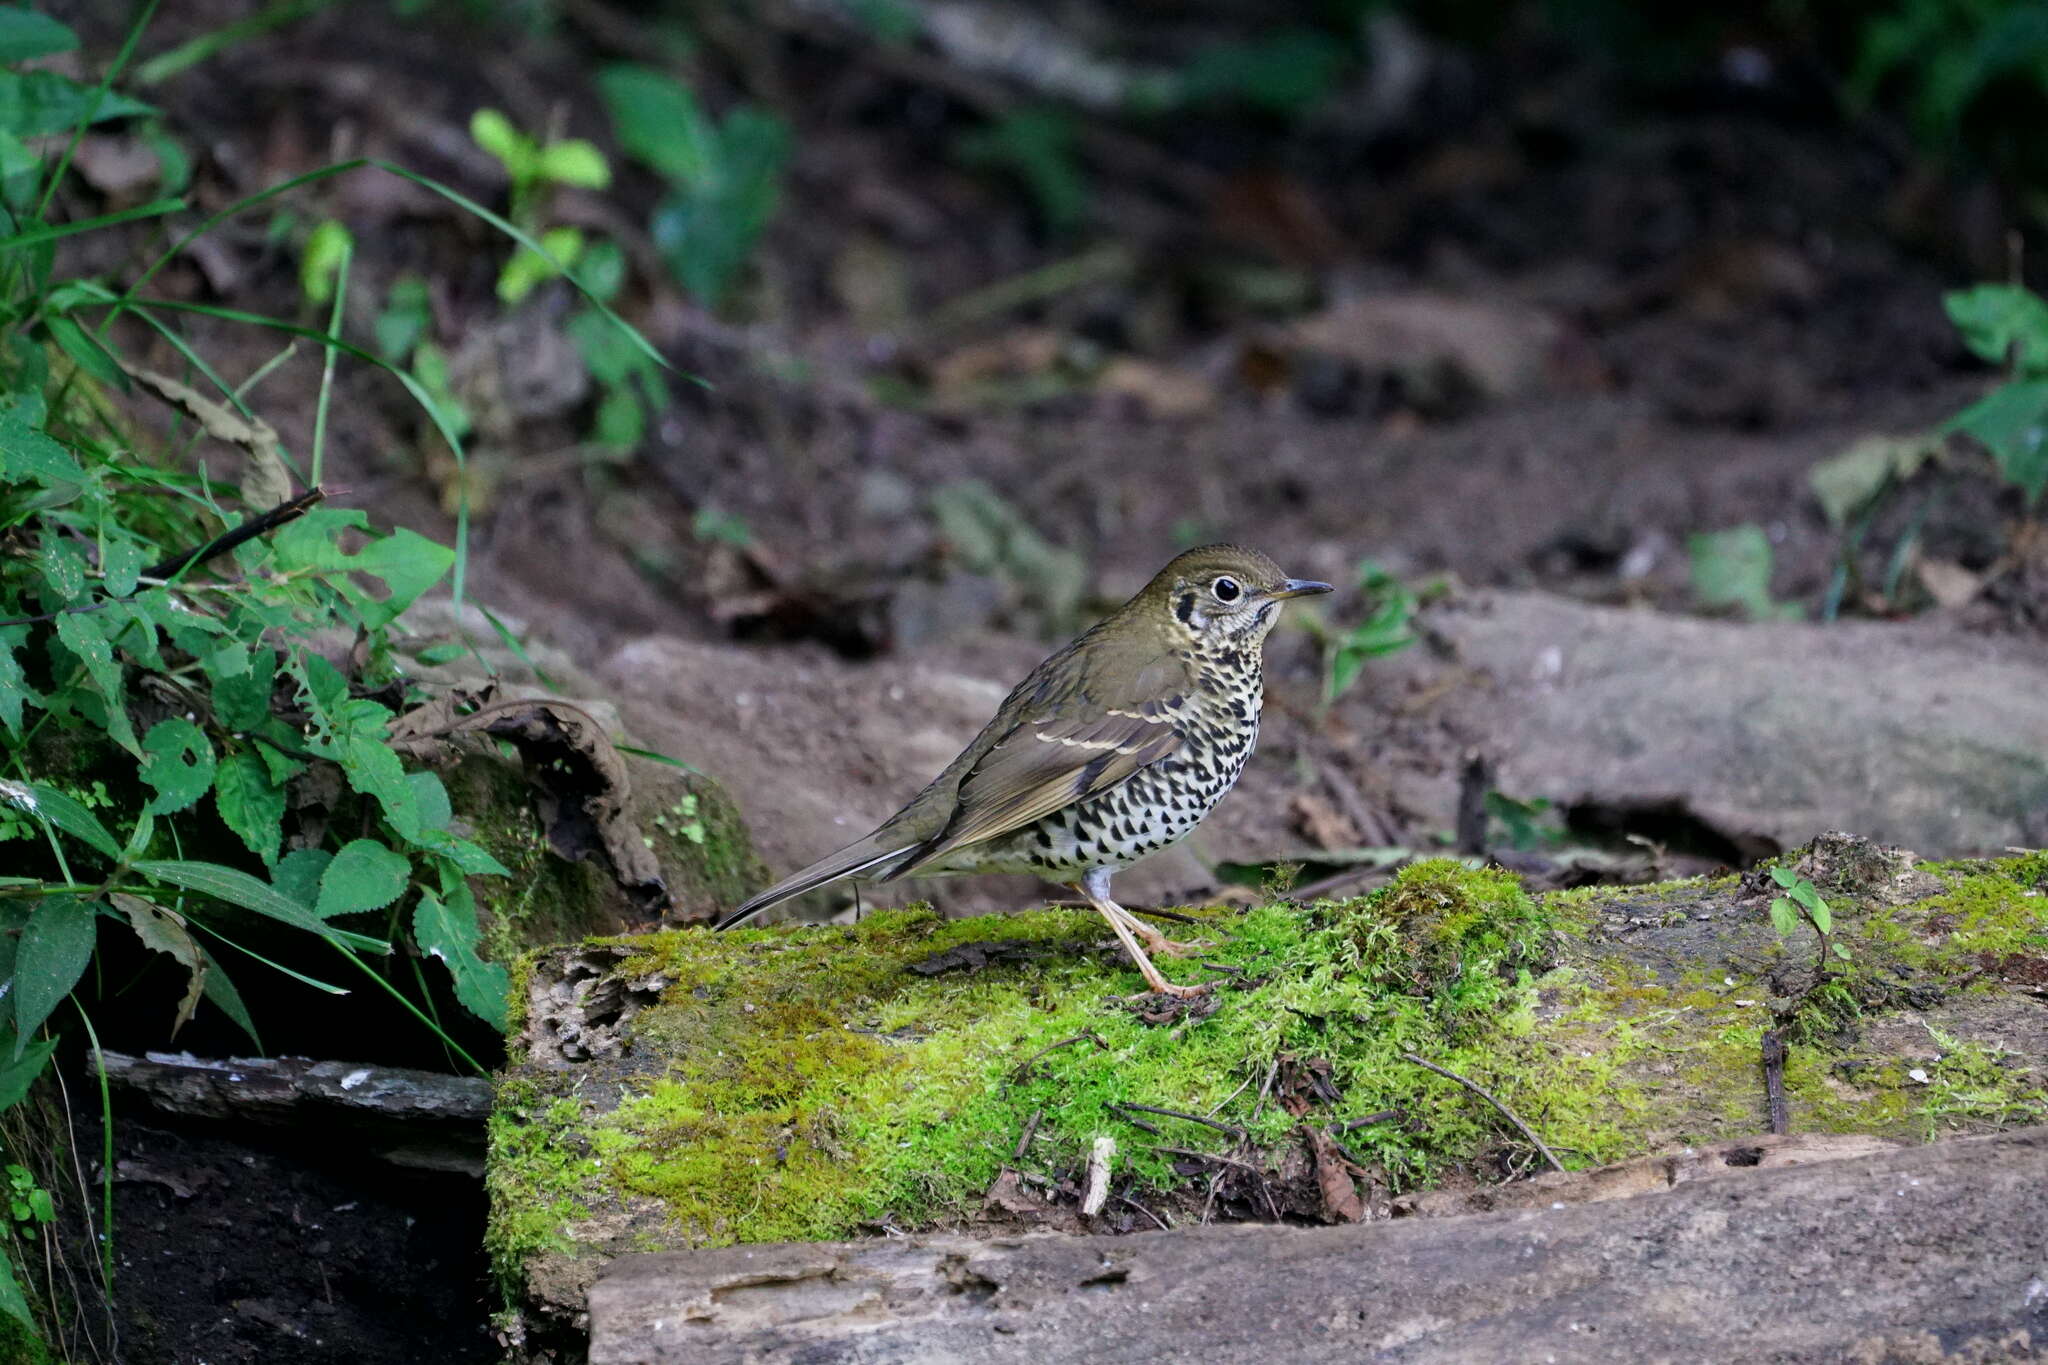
[1076,870,1210,998]
[1102,902,1207,958]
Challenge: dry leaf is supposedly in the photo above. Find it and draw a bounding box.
[1289,792,1359,852]
[111,892,206,1036]
[122,363,294,511]
[1915,556,1982,610]
[1307,1127,1366,1223]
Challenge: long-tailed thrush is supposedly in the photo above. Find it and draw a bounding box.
[716,545,1333,996]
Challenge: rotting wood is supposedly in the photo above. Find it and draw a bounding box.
[587,1127,2048,1365]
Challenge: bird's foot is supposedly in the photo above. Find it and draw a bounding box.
[1134,931,1209,959]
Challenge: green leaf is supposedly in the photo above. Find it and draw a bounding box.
[46,313,127,390]
[1769,865,1798,888]
[1944,284,2048,374]
[274,515,455,629]
[213,751,284,866]
[404,771,452,833]
[198,947,260,1048]
[0,69,152,137]
[0,625,39,734]
[53,609,136,754]
[468,107,530,177]
[100,535,144,597]
[0,7,78,63]
[497,224,582,304]
[3,780,120,861]
[139,717,215,815]
[1807,897,1833,936]
[13,896,95,1053]
[1832,942,1854,961]
[374,273,431,360]
[535,138,609,189]
[132,859,387,950]
[272,848,331,909]
[1944,379,2048,506]
[1688,524,1798,621]
[1768,896,1799,937]
[315,839,411,920]
[0,1242,30,1331]
[209,646,275,730]
[0,407,81,483]
[1789,880,1822,911]
[414,886,509,1029]
[1808,435,1939,529]
[599,65,716,185]
[0,1032,54,1109]
[299,218,354,306]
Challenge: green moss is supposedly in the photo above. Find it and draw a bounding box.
[487,852,2048,1287]
[485,1082,604,1288]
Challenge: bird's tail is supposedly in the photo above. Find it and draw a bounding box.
[714,834,921,930]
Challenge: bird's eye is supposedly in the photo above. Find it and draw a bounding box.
[1212,576,1241,603]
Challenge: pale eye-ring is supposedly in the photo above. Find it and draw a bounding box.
[1212,576,1241,603]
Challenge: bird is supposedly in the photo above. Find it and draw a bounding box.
[715,545,1333,996]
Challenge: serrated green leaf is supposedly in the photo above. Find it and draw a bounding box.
[417,832,510,877]
[13,895,95,1053]
[1769,896,1799,937]
[0,624,38,734]
[0,407,82,483]
[414,886,509,1029]
[1790,880,1822,911]
[0,69,152,137]
[272,848,331,909]
[3,780,120,860]
[0,7,79,63]
[0,1031,54,1109]
[209,646,274,731]
[405,771,452,833]
[53,609,135,753]
[132,859,386,950]
[37,533,85,602]
[315,839,410,919]
[139,717,215,815]
[198,947,260,1048]
[213,751,283,866]
[100,535,144,597]
[0,1241,29,1330]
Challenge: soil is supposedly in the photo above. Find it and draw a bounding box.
[33,0,2048,1359]
[86,1108,496,1365]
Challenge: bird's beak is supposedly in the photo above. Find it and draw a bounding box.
[1266,578,1334,600]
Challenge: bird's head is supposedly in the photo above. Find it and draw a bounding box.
[1139,544,1332,648]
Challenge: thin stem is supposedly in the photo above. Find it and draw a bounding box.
[69,1003,116,1289]
[309,242,350,487]
[1402,1051,1565,1174]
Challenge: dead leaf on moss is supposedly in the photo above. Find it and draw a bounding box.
[1306,1126,1367,1223]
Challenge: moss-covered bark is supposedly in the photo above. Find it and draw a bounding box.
[486,838,2048,1349]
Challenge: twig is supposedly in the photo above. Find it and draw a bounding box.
[1011,1032,1105,1081]
[1012,1108,1043,1162]
[1401,1051,1565,1174]
[1081,1136,1115,1217]
[1761,1030,1790,1136]
[1117,1112,1162,1135]
[1119,1193,1170,1232]
[1455,750,1494,857]
[1204,1071,1255,1120]
[1151,1145,1263,1174]
[1331,1108,1403,1132]
[1250,1057,1281,1124]
[1115,1102,1242,1137]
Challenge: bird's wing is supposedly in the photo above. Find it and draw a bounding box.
[894,680,1184,876]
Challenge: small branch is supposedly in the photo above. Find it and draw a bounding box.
[144,486,325,580]
[1761,1030,1790,1136]
[1114,1102,1243,1137]
[1118,1193,1170,1232]
[1012,1108,1043,1162]
[1455,750,1494,857]
[1010,1031,1105,1082]
[1331,1108,1403,1132]
[1402,1051,1565,1174]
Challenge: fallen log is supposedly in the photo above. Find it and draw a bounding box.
[590,1125,2048,1363]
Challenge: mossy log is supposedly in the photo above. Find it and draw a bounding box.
[488,836,2048,1355]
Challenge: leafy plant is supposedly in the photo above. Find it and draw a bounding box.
[954,108,1088,236]
[1941,282,2048,506]
[1850,0,2048,163]
[470,107,611,304]
[1484,792,1564,851]
[1315,559,1419,706]
[1768,865,1849,973]
[599,65,789,309]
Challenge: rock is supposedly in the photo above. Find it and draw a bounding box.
[586,1125,2048,1364]
[1414,590,2048,858]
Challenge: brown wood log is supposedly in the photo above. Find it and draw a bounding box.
[589,1125,2048,1364]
